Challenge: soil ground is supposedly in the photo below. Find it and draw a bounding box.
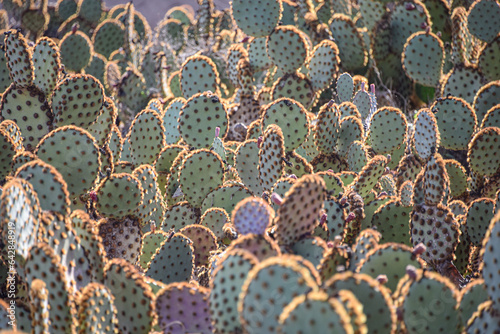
[104,0,230,28]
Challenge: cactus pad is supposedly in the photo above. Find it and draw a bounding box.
[402,31,444,87]
[95,173,143,219]
[59,30,93,72]
[178,91,228,149]
[239,256,319,333]
[210,249,258,333]
[307,40,341,92]
[4,29,34,87]
[156,282,212,334]
[267,25,309,74]
[180,55,220,98]
[178,224,217,266]
[146,233,194,284]
[51,74,104,128]
[275,174,326,245]
[231,0,282,37]
[468,127,500,177]
[368,107,407,154]
[413,109,440,161]
[232,196,274,235]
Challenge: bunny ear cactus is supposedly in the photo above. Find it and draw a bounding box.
[402,31,445,87]
[0,84,53,152]
[238,256,319,334]
[179,54,220,98]
[104,258,156,333]
[231,0,282,37]
[396,268,461,332]
[210,249,259,333]
[4,29,34,87]
[274,174,326,246]
[77,283,119,334]
[156,282,213,334]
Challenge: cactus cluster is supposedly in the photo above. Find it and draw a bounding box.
[0,0,499,333]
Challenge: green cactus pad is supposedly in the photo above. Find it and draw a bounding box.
[4,29,34,87]
[226,44,248,87]
[225,233,281,261]
[267,25,309,74]
[466,198,495,246]
[104,259,155,333]
[390,0,431,54]
[410,203,460,264]
[275,174,326,245]
[277,290,353,334]
[234,139,260,195]
[402,31,444,87]
[231,0,282,37]
[146,232,194,284]
[290,236,328,268]
[262,98,309,152]
[306,40,340,92]
[337,102,361,120]
[258,124,285,191]
[457,279,489,328]
[314,102,340,155]
[423,153,449,206]
[210,249,259,333]
[0,84,53,151]
[325,272,397,334]
[59,30,93,72]
[95,173,143,219]
[24,243,76,333]
[336,73,354,103]
[431,96,477,150]
[156,282,213,333]
[368,107,407,154]
[126,109,166,165]
[139,230,169,270]
[51,74,104,128]
[232,196,274,235]
[180,54,220,98]
[86,96,116,147]
[398,270,460,332]
[92,19,125,59]
[239,256,319,334]
[413,108,440,161]
[322,196,347,240]
[466,300,500,333]
[201,184,254,218]
[133,164,165,227]
[271,72,316,110]
[77,283,119,334]
[480,211,500,308]
[440,64,484,105]
[248,37,273,72]
[329,14,368,71]
[467,0,500,43]
[396,154,423,188]
[357,243,424,292]
[199,207,229,240]
[178,91,228,149]
[348,228,381,270]
[32,37,61,98]
[178,148,224,208]
[78,0,103,22]
[0,128,16,180]
[468,127,500,177]
[350,155,387,198]
[336,116,364,158]
[478,35,500,81]
[0,179,40,265]
[178,224,217,266]
[372,199,412,246]
[160,98,182,144]
[352,89,371,120]
[36,125,100,198]
[481,104,500,129]
[473,80,500,126]
[163,201,198,230]
[14,159,70,215]
[444,159,468,198]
